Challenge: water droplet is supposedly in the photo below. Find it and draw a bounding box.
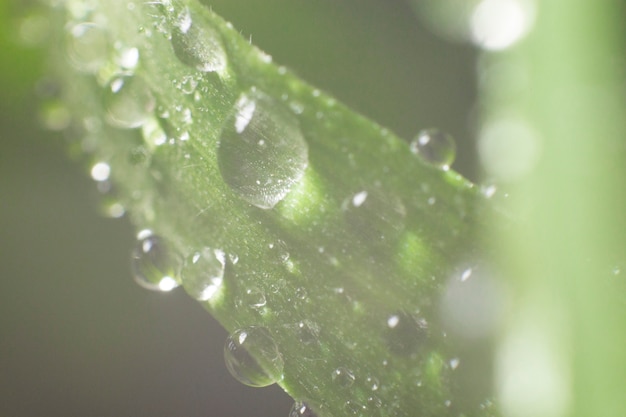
[90,161,111,182]
[218,90,309,209]
[142,117,168,148]
[131,233,181,291]
[289,402,317,417]
[236,287,267,310]
[178,75,198,94]
[410,129,456,170]
[66,22,109,73]
[170,16,226,73]
[296,320,320,346]
[181,248,226,301]
[450,357,461,370]
[105,75,155,129]
[331,367,355,388]
[384,312,429,355]
[366,375,380,391]
[224,326,284,387]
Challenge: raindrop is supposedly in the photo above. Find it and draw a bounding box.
[289,401,317,417]
[131,233,181,291]
[217,90,309,209]
[170,15,227,73]
[410,129,456,170]
[366,375,380,391]
[224,326,284,387]
[104,75,155,129]
[181,248,226,301]
[236,287,267,310]
[66,22,109,73]
[331,367,355,388]
[296,320,320,346]
[179,75,198,94]
[384,312,429,355]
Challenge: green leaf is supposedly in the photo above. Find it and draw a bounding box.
[49,0,497,416]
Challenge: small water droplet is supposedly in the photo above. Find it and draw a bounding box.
[224,326,284,387]
[384,312,429,355]
[181,248,226,301]
[450,357,461,370]
[131,233,181,291]
[170,15,226,73]
[410,129,456,170]
[289,401,317,417]
[141,117,167,147]
[331,367,355,388]
[295,287,308,300]
[178,75,198,94]
[236,286,267,310]
[218,90,309,209]
[105,75,155,129]
[66,22,109,73]
[366,375,380,391]
[296,320,320,346]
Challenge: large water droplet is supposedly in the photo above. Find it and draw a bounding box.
[104,75,155,129]
[224,326,284,387]
[289,402,318,417]
[410,129,456,170]
[218,90,309,209]
[66,22,109,73]
[170,16,227,73]
[384,312,429,355]
[131,232,181,291]
[181,248,226,301]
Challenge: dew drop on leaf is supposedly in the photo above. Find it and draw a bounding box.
[104,75,155,129]
[235,286,267,310]
[181,248,226,301]
[331,367,356,388]
[224,326,284,387]
[131,232,181,291]
[410,128,457,170]
[217,90,309,209]
[170,16,226,73]
[384,312,429,355]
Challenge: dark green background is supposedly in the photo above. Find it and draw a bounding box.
[0,1,476,416]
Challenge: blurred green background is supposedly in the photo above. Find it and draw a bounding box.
[0,0,476,416]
